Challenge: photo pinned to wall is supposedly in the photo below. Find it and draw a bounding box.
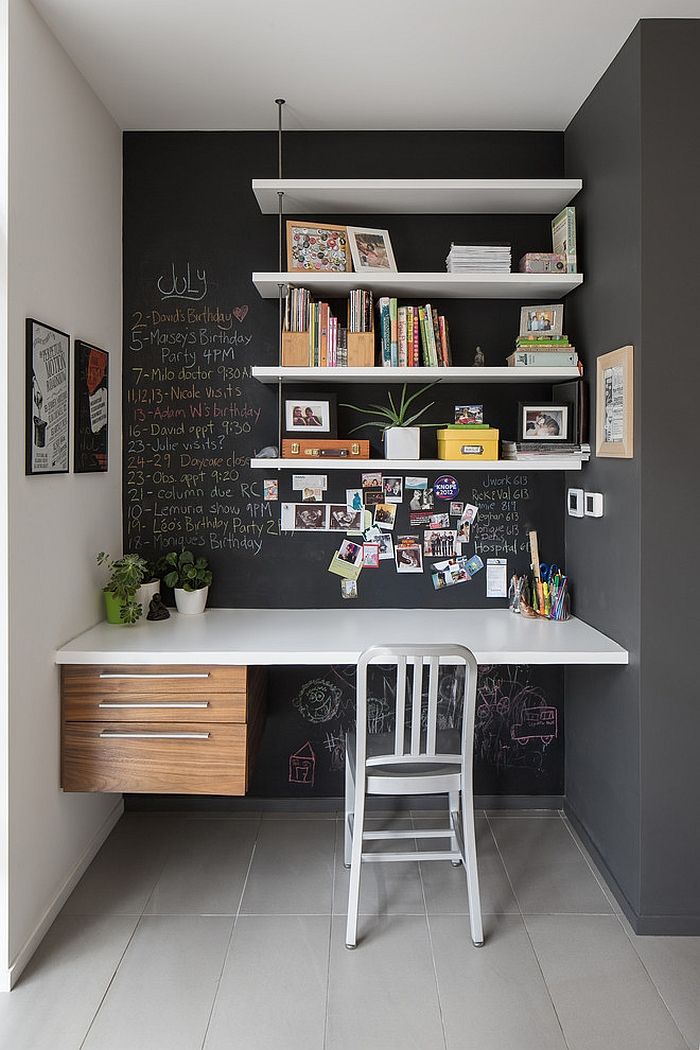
[366,526,395,561]
[432,557,472,590]
[341,579,358,599]
[423,529,457,559]
[346,488,363,512]
[395,536,423,574]
[328,505,364,533]
[456,519,471,545]
[405,476,428,490]
[374,502,397,530]
[450,501,464,517]
[519,303,564,338]
[427,512,450,529]
[26,318,70,475]
[347,226,397,273]
[383,476,403,503]
[362,472,383,488]
[328,539,364,580]
[596,345,633,458]
[287,221,351,273]
[409,487,434,511]
[74,340,108,473]
[455,404,484,425]
[362,543,380,569]
[281,503,329,531]
[283,394,336,437]
[263,479,279,501]
[292,474,327,492]
[519,403,569,442]
[363,485,384,506]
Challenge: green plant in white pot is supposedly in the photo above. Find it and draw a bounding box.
[97,552,149,625]
[161,550,213,615]
[341,383,442,460]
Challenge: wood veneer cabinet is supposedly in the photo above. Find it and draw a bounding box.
[61,664,266,794]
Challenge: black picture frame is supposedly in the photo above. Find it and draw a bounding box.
[282,392,337,439]
[553,378,588,446]
[26,318,71,475]
[74,340,109,473]
[518,402,570,443]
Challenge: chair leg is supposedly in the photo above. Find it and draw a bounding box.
[344,745,354,868]
[448,791,461,865]
[460,791,484,947]
[345,788,365,949]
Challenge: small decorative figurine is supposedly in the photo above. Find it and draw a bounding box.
[147,593,170,621]
[473,345,485,366]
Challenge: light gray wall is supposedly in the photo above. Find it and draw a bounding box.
[564,25,643,916]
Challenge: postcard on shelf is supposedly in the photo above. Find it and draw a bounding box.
[455,404,484,425]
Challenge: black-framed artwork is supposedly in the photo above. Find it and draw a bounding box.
[26,318,70,475]
[74,340,109,473]
[282,392,337,438]
[518,402,570,443]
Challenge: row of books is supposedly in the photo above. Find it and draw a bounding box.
[284,287,311,333]
[509,332,578,368]
[501,442,591,461]
[446,243,511,273]
[348,289,373,333]
[377,299,453,368]
[308,302,349,367]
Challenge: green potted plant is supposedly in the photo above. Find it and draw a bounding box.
[161,550,213,615]
[341,383,442,460]
[97,552,149,625]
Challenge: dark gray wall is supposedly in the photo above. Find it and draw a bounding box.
[639,20,700,928]
[565,20,700,932]
[564,25,643,916]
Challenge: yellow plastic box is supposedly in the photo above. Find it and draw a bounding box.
[437,427,500,461]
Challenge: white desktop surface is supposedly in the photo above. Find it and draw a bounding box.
[55,608,628,666]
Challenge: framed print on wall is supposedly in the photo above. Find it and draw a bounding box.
[74,340,109,473]
[596,344,634,458]
[26,318,70,475]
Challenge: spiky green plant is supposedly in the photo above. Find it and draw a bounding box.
[341,382,443,434]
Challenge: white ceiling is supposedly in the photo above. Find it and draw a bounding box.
[30,0,700,132]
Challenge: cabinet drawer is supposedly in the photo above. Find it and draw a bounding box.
[62,721,247,794]
[62,665,249,722]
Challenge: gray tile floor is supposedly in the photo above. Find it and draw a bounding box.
[2,809,699,1050]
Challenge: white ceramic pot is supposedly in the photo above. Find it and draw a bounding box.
[383,426,420,460]
[174,586,209,615]
[136,579,160,619]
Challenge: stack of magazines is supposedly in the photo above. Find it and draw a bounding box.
[446,244,511,273]
[501,441,591,462]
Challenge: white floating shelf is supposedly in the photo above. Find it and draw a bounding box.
[252,365,581,385]
[250,458,584,472]
[252,178,582,215]
[252,271,583,300]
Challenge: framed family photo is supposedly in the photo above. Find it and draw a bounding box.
[283,393,337,438]
[596,345,633,458]
[347,227,397,273]
[519,304,564,339]
[519,402,569,442]
[286,221,351,273]
[26,318,70,475]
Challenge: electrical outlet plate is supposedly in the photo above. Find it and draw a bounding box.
[585,492,604,517]
[567,487,584,517]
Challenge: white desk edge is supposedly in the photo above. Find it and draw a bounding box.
[54,608,629,667]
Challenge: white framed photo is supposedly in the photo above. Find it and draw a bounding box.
[519,304,563,339]
[283,394,336,436]
[347,227,397,273]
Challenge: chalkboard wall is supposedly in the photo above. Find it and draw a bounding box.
[123,130,566,796]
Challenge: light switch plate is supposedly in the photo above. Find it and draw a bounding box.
[567,487,584,517]
[585,492,604,517]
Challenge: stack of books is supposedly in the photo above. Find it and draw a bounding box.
[501,441,591,462]
[307,301,348,367]
[446,244,511,273]
[507,334,579,368]
[377,299,452,367]
[284,287,311,332]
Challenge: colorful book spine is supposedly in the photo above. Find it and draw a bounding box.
[389,298,398,367]
[397,307,407,367]
[412,307,420,366]
[508,351,578,366]
[378,298,392,367]
[551,206,577,273]
[438,315,448,367]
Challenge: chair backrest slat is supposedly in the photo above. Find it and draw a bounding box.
[410,656,423,756]
[426,656,439,756]
[394,655,407,756]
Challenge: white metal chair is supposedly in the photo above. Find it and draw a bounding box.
[345,643,483,949]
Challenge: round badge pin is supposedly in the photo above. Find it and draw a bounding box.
[434,475,459,501]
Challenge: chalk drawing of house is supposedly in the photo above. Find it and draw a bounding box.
[289,741,316,785]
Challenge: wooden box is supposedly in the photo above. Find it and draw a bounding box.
[281,328,375,367]
[281,438,370,459]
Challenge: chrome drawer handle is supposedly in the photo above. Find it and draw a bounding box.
[98,731,210,740]
[97,702,209,709]
[98,673,210,680]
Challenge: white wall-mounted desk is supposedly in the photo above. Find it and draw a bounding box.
[55,609,628,667]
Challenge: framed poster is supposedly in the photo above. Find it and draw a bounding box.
[596,345,633,458]
[26,318,70,475]
[74,340,109,472]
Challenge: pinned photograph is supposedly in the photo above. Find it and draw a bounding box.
[376,532,395,560]
[329,505,363,532]
[405,476,428,490]
[328,539,363,580]
[455,404,484,425]
[293,504,327,530]
[263,479,279,501]
[410,510,436,528]
[519,303,564,339]
[465,554,484,576]
[423,530,457,559]
[362,472,383,488]
[301,486,324,503]
[346,488,363,512]
[450,501,464,517]
[383,476,403,503]
[363,485,384,507]
[428,513,450,529]
[341,578,358,599]
[347,226,397,273]
[395,540,423,574]
[409,487,434,511]
[456,519,470,544]
[432,557,472,590]
[461,503,479,524]
[362,544,380,569]
[374,502,397,530]
[292,474,327,491]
